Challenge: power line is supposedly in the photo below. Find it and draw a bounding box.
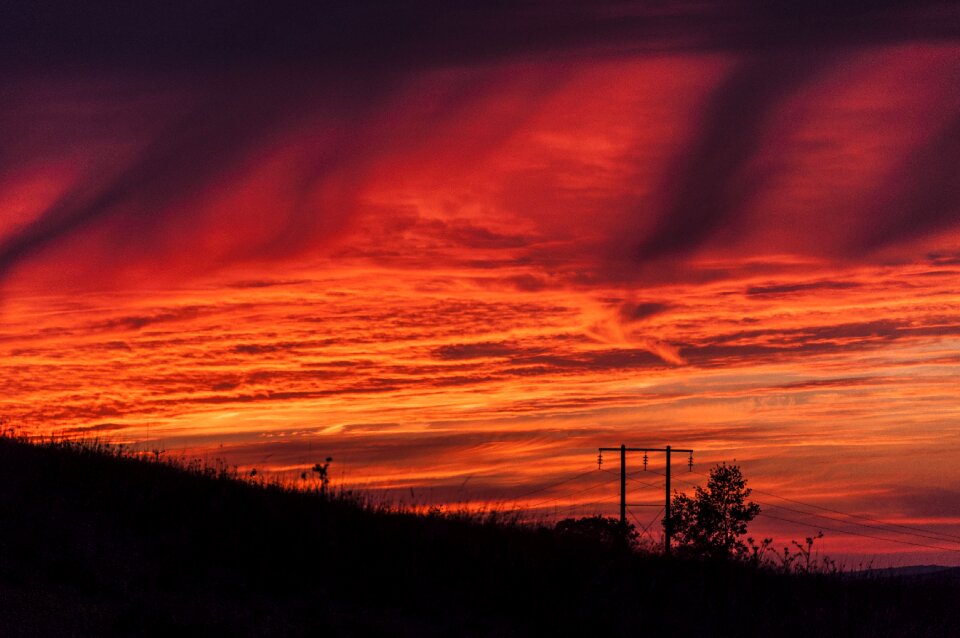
[630,474,666,492]
[510,467,602,502]
[496,456,960,557]
[522,473,619,511]
[628,505,665,541]
[600,467,657,479]
[687,468,960,543]
[643,507,665,538]
[683,470,960,546]
[759,501,960,546]
[597,444,692,555]
[660,469,960,548]
[626,507,651,540]
[758,511,960,554]
[523,478,616,512]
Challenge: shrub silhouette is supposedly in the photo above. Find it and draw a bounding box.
[555,515,638,551]
[664,462,760,560]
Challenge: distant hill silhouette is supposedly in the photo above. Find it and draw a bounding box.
[0,435,958,637]
[856,565,960,582]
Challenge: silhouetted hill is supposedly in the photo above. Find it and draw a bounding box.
[857,565,960,582]
[0,436,957,637]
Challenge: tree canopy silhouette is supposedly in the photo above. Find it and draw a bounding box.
[664,463,760,560]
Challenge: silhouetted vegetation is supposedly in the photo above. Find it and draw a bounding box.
[666,463,840,574]
[555,515,638,551]
[666,462,760,560]
[311,456,334,495]
[0,433,958,637]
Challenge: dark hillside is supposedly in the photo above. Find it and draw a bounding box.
[0,436,956,637]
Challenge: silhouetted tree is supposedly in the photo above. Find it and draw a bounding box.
[664,463,760,560]
[555,515,638,551]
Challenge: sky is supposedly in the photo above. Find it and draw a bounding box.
[2,1,960,565]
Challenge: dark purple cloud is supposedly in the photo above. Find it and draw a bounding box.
[434,341,523,360]
[860,112,960,249]
[0,1,959,285]
[746,281,863,296]
[633,53,832,260]
[620,301,670,321]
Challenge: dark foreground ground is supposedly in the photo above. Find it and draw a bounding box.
[0,436,957,637]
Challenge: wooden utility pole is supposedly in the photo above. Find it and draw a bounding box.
[619,444,626,525]
[665,445,672,555]
[598,444,693,556]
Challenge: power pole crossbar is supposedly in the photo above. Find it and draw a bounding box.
[597,445,694,556]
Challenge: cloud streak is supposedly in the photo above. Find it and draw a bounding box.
[634,53,831,260]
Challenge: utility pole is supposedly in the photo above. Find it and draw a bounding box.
[665,445,671,556]
[619,444,626,525]
[598,444,693,556]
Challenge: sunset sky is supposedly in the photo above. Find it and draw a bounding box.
[2,1,960,565]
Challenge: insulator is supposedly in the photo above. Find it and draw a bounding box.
[643,452,648,470]
[598,451,602,469]
[688,452,693,471]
